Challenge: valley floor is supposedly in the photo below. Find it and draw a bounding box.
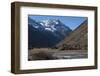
[28,48,88,61]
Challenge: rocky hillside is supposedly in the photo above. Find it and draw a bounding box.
[56,20,88,50]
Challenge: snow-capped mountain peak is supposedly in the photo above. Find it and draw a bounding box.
[38,19,63,32]
[28,17,72,34]
[40,19,59,27]
[28,17,72,48]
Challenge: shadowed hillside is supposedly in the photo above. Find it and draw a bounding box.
[28,17,72,49]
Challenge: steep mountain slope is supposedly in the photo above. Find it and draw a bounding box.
[28,17,72,49]
[56,20,88,50]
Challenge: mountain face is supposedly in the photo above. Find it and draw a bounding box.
[28,17,72,49]
[56,20,88,50]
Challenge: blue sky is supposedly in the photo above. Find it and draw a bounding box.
[29,15,87,30]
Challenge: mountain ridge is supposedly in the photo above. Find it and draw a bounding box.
[28,17,72,49]
[56,19,88,50]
